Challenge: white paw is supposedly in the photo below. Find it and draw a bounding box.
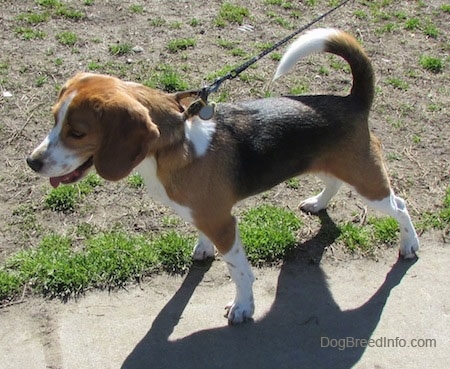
[192,238,215,261]
[300,195,327,213]
[225,298,255,325]
[399,238,419,259]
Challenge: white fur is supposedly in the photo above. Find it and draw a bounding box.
[300,174,342,213]
[222,223,255,324]
[192,233,216,260]
[365,192,419,258]
[30,91,81,177]
[136,157,193,223]
[273,28,340,81]
[184,116,216,157]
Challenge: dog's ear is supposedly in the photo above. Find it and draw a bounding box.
[94,94,160,181]
[173,90,199,111]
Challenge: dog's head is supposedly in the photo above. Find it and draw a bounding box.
[27,73,161,187]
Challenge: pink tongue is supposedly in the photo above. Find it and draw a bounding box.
[49,170,79,188]
[50,177,63,188]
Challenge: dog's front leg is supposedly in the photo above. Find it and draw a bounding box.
[222,224,255,325]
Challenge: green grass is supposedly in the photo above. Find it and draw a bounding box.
[285,177,300,189]
[35,0,84,20]
[423,23,439,38]
[167,38,196,53]
[15,27,46,40]
[56,31,77,46]
[290,81,309,95]
[149,18,166,27]
[143,64,189,92]
[338,216,402,255]
[189,18,200,27]
[266,11,292,29]
[386,77,409,91]
[405,18,420,30]
[11,204,43,240]
[45,174,101,212]
[214,3,250,27]
[35,75,47,87]
[368,217,399,244]
[0,230,192,302]
[418,187,450,231]
[17,11,50,24]
[129,4,144,14]
[55,6,84,20]
[338,222,372,253]
[0,271,22,301]
[419,55,444,73]
[36,0,61,7]
[109,43,132,56]
[240,205,302,265]
[128,173,145,189]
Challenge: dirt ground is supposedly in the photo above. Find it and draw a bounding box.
[0,0,449,367]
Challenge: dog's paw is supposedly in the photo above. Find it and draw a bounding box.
[300,195,327,214]
[192,238,215,261]
[225,299,255,325]
[399,238,419,259]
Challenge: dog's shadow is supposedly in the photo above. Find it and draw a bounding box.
[122,212,417,369]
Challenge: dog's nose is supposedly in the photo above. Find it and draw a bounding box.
[26,156,43,172]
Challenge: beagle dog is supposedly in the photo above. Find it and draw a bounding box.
[27,28,419,324]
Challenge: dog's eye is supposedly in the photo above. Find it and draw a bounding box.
[69,130,85,139]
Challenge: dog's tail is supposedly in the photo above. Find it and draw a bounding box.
[273,28,374,109]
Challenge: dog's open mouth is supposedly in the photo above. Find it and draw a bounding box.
[49,157,94,188]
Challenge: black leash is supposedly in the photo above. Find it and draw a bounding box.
[186,0,353,119]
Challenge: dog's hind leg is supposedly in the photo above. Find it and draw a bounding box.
[334,135,419,258]
[300,174,342,213]
[363,193,419,258]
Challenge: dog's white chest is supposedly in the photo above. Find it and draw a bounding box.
[136,157,193,223]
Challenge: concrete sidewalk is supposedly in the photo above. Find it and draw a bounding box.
[1,234,448,369]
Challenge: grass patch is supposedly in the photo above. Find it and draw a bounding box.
[11,204,43,240]
[56,31,77,46]
[15,27,46,40]
[405,17,420,30]
[418,187,450,231]
[109,43,132,56]
[144,64,189,92]
[0,230,194,302]
[129,4,144,14]
[290,81,309,95]
[152,232,194,274]
[167,38,196,53]
[17,11,50,24]
[35,0,84,20]
[149,18,166,27]
[214,3,250,27]
[45,174,101,212]
[128,173,145,189]
[240,205,302,265]
[0,271,22,301]
[338,222,372,253]
[338,215,404,255]
[419,55,444,73]
[386,77,409,91]
[368,217,399,244]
